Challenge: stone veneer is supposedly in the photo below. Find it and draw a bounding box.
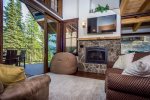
[78,39,121,74]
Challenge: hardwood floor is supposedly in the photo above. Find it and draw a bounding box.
[73,71,105,80]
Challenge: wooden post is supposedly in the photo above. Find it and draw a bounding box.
[0,0,3,64]
[44,14,49,73]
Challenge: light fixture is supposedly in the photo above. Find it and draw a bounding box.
[82,22,86,28]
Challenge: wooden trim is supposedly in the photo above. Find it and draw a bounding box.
[0,0,3,63]
[55,21,63,52]
[120,0,129,15]
[56,20,61,52]
[78,36,121,41]
[122,16,150,25]
[21,0,62,21]
[60,21,64,52]
[44,14,49,73]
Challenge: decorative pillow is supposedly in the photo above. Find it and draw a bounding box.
[113,53,135,69]
[0,64,26,85]
[0,81,4,94]
[122,55,150,77]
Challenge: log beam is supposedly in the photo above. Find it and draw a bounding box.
[133,0,150,31]
[122,16,150,25]
[120,0,129,15]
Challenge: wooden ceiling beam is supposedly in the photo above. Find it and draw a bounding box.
[133,0,150,31]
[120,0,129,15]
[137,0,150,13]
[122,16,150,25]
[133,23,142,32]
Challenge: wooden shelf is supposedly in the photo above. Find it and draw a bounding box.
[78,36,121,41]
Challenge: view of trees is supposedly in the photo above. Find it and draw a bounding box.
[3,0,44,63]
[121,36,150,54]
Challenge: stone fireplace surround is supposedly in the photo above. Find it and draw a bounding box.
[77,37,121,74]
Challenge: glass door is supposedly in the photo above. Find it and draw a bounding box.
[3,1,45,75]
[64,19,78,55]
[47,16,59,67]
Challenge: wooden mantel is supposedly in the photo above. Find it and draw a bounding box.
[78,36,121,41]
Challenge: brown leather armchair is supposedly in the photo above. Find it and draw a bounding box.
[0,75,51,100]
[105,52,150,100]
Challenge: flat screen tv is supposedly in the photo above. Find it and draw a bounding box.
[87,14,117,34]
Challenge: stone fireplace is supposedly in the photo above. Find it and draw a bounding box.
[78,37,121,74]
[86,47,108,64]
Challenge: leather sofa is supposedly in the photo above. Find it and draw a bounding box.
[0,75,51,100]
[105,52,150,100]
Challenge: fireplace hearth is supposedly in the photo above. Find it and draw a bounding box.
[86,47,108,64]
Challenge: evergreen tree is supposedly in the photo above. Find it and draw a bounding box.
[24,14,44,63]
[16,0,22,30]
[3,0,24,48]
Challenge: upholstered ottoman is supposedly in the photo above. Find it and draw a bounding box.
[50,52,77,74]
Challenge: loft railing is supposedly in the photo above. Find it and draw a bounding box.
[36,0,62,16]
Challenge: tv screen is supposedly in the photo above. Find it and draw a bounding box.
[87,14,117,34]
[97,15,116,33]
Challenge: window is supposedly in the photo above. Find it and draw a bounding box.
[121,36,150,54]
[64,19,78,55]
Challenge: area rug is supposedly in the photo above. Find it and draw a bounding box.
[47,73,106,100]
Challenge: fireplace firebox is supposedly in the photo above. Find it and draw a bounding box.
[86,47,108,64]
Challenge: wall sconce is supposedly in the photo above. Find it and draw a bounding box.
[82,22,86,28]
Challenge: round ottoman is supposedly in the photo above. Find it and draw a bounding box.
[50,52,77,74]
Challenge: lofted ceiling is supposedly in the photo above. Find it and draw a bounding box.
[120,0,150,32]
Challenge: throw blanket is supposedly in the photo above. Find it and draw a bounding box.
[122,61,150,77]
[47,73,106,100]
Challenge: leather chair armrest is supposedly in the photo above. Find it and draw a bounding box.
[107,73,150,98]
[0,75,51,100]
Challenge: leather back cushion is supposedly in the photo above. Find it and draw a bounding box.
[0,81,4,94]
[133,52,150,62]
